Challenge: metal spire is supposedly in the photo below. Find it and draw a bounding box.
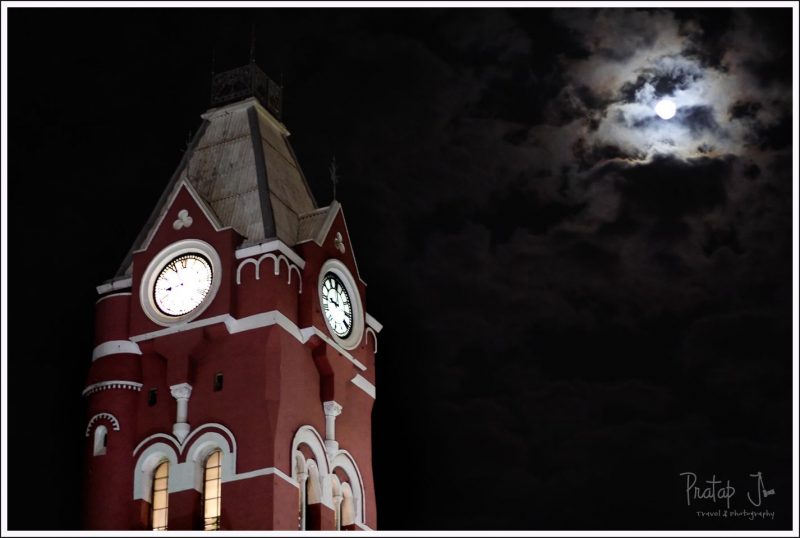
[329,156,340,201]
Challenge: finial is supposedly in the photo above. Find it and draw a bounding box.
[329,156,340,202]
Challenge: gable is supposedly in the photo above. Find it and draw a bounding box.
[116,98,317,277]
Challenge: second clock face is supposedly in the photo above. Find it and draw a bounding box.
[321,272,353,337]
[153,253,213,316]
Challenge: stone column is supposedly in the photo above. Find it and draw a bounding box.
[323,401,343,455]
[169,383,193,442]
[298,469,309,530]
[333,490,343,530]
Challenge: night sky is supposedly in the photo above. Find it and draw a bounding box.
[5,6,796,531]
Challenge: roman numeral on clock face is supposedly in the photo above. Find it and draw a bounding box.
[321,273,353,337]
[154,253,213,317]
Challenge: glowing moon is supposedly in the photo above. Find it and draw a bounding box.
[655,99,676,120]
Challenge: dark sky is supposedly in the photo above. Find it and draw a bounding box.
[5,6,796,531]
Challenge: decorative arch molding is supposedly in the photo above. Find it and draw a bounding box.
[364,327,378,354]
[132,424,240,502]
[291,425,330,479]
[133,433,182,459]
[182,423,237,459]
[82,380,143,397]
[236,252,303,293]
[133,442,180,502]
[132,422,237,461]
[331,450,366,524]
[184,429,237,492]
[85,412,121,436]
[290,426,365,520]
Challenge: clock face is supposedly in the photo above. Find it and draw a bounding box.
[320,272,353,337]
[153,253,213,317]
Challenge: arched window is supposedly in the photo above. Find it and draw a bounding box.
[93,425,108,456]
[203,450,222,530]
[151,461,169,530]
[304,460,322,530]
[331,451,365,526]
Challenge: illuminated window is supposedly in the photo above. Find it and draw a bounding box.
[151,461,169,530]
[203,450,222,530]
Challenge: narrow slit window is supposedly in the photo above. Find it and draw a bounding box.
[213,373,224,392]
[203,450,222,530]
[92,425,108,456]
[151,461,169,530]
[148,388,157,407]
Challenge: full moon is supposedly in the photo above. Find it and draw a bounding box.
[655,99,677,120]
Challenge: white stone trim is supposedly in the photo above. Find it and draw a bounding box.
[130,314,230,342]
[82,380,143,397]
[85,412,121,436]
[128,311,373,394]
[291,425,330,479]
[315,201,342,246]
[331,450,366,524]
[180,422,238,455]
[131,311,367,370]
[96,277,132,295]
[354,522,373,531]
[132,423,251,501]
[92,340,142,361]
[350,374,376,399]
[364,327,378,354]
[302,326,368,371]
[226,466,298,488]
[132,433,179,457]
[235,252,303,293]
[139,239,223,327]
[235,238,306,269]
[133,442,180,502]
[365,313,383,333]
[95,291,132,304]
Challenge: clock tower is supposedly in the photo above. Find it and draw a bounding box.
[82,63,380,531]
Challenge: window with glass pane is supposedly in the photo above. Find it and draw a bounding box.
[151,461,169,530]
[203,450,222,530]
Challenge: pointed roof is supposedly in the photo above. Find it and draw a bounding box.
[117,97,318,276]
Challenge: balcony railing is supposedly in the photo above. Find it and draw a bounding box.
[210,63,282,119]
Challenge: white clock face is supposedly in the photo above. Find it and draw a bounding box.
[153,253,213,317]
[321,272,353,337]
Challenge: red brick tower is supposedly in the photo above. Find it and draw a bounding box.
[82,63,380,530]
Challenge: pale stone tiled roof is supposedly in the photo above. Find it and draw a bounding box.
[117,97,318,276]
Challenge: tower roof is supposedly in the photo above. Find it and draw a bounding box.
[116,93,319,277]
